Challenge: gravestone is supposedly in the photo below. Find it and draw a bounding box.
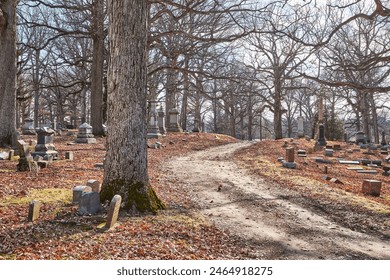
[286,147,295,162]
[383,166,390,176]
[333,144,341,150]
[296,116,304,138]
[8,149,14,160]
[105,195,122,229]
[315,157,333,164]
[16,140,31,172]
[324,149,334,157]
[283,147,297,168]
[32,127,58,159]
[65,151,74,160]
[362,180,382,197]
[78,192,100,215]
[75,123,97,144]
[357,169,378,174]
[72,185,92,205]
[338,160,360,165]
[147,100,162,139]
[167,107,183,132]
[360,159,371,166]
[381,131,387,146]
[356,131,367,145]
[317,123,327,146]
[28,200,41,222]
[297,150,307,157]
[192,119,201,133]
[22,118,36,135]
[87,179,101,193]
[157,106,167,135]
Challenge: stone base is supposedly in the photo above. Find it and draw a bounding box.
[75,138,97,144]
[32,150,58,160]
[147,133,162,139]
[283,161,297,169]
[167,124,183,133]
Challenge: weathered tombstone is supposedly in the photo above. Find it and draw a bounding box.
[22,117,36,135]
[147,100,162,139]
[8,149,14,160]
[157,106,167,135]
[317,123,327,146]
[357,169,378,174]
[356,131,367,145]
[28,200,41,222]
[192,119,201,133]
[32,127,58,159]
[86,179,101,193]
[360,159,371,166]
[167,107,183,132]
[362,180,382,197]
[95,163,104,169]
[75,123,97,144]
[315,157,333,164]
[105,195,122,229]
[324,149,334,157]
[283,147,296,169]
[78,192,101,215]
[16,140,31,172]
[297,149,307,157]
[65,151,74,160]
[286,147,295,162]
[381,131,387,146]
[296,116,304,138]
[72,185,92,205]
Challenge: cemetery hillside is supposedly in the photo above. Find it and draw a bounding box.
[0,132,390,259]
[0,0,390,261]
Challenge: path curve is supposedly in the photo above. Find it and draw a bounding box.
[164,142,390,259]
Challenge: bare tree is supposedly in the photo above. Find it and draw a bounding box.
[0,0,17,147]
[100,0,164,213]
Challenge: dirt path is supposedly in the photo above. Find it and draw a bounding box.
[164,142,390,260]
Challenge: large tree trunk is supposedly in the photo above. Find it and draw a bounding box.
[90,0,105,135]
[101,0,164,213]
[0,1,17,147]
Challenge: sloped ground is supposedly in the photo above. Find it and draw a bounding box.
[1,134,389,259]
[165,141,390,259]
[0,133,254,260]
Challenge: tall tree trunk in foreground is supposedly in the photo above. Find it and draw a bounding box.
[0,0,17,147]
[101,0,164,213]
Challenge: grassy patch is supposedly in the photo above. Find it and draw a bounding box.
[0,188,72,206]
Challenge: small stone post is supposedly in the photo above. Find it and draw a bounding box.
[28,200,41,222]
[105,195,122,229]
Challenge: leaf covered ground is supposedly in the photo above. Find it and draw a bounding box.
[0,132,256,260]
[234,138,390,235]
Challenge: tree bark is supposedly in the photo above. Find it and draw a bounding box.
[101,0,164,213]
[0,0,17,147]
[90,0,105,135]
